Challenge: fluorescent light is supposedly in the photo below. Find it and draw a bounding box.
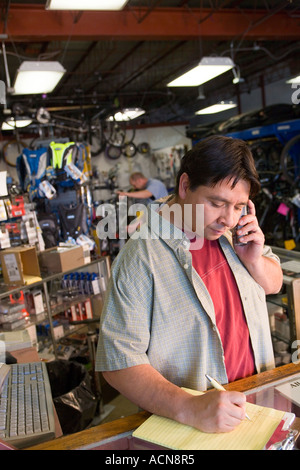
[46,0,129,10]
[286,75,300,84]
[195,101,237,115]
[13,61,66,95]
[2,117,32,130]
[167,57,235,87]
[107,108,145,121]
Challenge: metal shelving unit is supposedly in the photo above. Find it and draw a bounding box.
[268,247,300,364]
[0,256,110,359]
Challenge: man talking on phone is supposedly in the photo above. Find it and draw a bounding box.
[96,135,283,434]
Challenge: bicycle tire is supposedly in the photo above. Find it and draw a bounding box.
[2,139,26,167]
[280,134,300,186]
[122,142,137,158]
[137,142,150,155]
[105,143,122,160]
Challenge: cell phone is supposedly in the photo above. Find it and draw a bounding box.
[233,205,248,246]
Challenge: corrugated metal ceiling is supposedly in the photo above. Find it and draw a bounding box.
[1,1,299,133]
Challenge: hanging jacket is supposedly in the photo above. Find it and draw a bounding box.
[49,141,77,169]
[17,147,48,191]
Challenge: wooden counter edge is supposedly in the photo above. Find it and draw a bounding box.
[224,362,300,393]
[25,362,300,450]
[25,411,151,450]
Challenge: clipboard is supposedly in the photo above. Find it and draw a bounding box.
[132,388,297,450]
[265,412,296,450]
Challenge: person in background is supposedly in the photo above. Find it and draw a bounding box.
[116,172,168,204]
[96,136,283,434]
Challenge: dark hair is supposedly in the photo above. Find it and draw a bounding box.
[175,135,260,198]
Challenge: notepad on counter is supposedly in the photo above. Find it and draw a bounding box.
[132,388,289,450]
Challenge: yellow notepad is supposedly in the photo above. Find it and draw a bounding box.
[132,389,286,450]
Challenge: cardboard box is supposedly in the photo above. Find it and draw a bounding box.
[0,245,41,286]
[38,245,84,273]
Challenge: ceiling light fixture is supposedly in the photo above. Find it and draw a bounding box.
[195,101,237,115]
[13,61,66,95]
[107,108,145,121]
[46,0,129,10]
[1,117,32,131]
[286,75,300,84]
[232,66,245,85]
[167,57,235,87]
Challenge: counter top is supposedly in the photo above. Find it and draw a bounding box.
[26,362,300,450]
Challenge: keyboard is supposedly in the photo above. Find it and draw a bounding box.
[0,362,56,449]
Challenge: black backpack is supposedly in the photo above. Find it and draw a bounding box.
[58,202,87,241]
[37,212,60,248]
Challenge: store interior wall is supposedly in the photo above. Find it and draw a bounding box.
[0,124,191,197]
[0,75,297,194]
[90,124,191,194]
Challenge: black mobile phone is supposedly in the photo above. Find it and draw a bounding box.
[233,205,248,246]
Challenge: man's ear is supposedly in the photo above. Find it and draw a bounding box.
[178,172,190,199]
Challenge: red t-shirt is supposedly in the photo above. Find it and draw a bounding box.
[190,238,255,382]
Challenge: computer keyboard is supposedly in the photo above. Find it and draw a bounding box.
[0,361,56,449]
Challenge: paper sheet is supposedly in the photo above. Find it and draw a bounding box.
[281,260,300,273]
[276,376,300,407]
[0,171,7,197]
[133,389,286,450]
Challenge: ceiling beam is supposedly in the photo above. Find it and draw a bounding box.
[5,5,300,42]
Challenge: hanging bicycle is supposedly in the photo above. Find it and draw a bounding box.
[280,133,300,187]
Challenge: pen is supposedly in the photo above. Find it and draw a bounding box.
[205,374,251,421]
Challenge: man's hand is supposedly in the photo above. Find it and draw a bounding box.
[233,199,283,294]
[116,190,128,196]
[179,389,247,433]
[233,199,265,264]
[103,366,247,434]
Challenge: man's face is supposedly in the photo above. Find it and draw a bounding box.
[130,177,146,190]
[180,175,250,240]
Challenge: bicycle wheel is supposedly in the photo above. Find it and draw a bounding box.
[122,142,137,159]
[90,119,106,157]
[104,121,126,147]
[2,139,26,167]
[105,143,122,160]
[137,142,150,155]
[280,134,300,186]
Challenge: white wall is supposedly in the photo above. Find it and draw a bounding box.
[0,124,191,199]
[90,124,191,193]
